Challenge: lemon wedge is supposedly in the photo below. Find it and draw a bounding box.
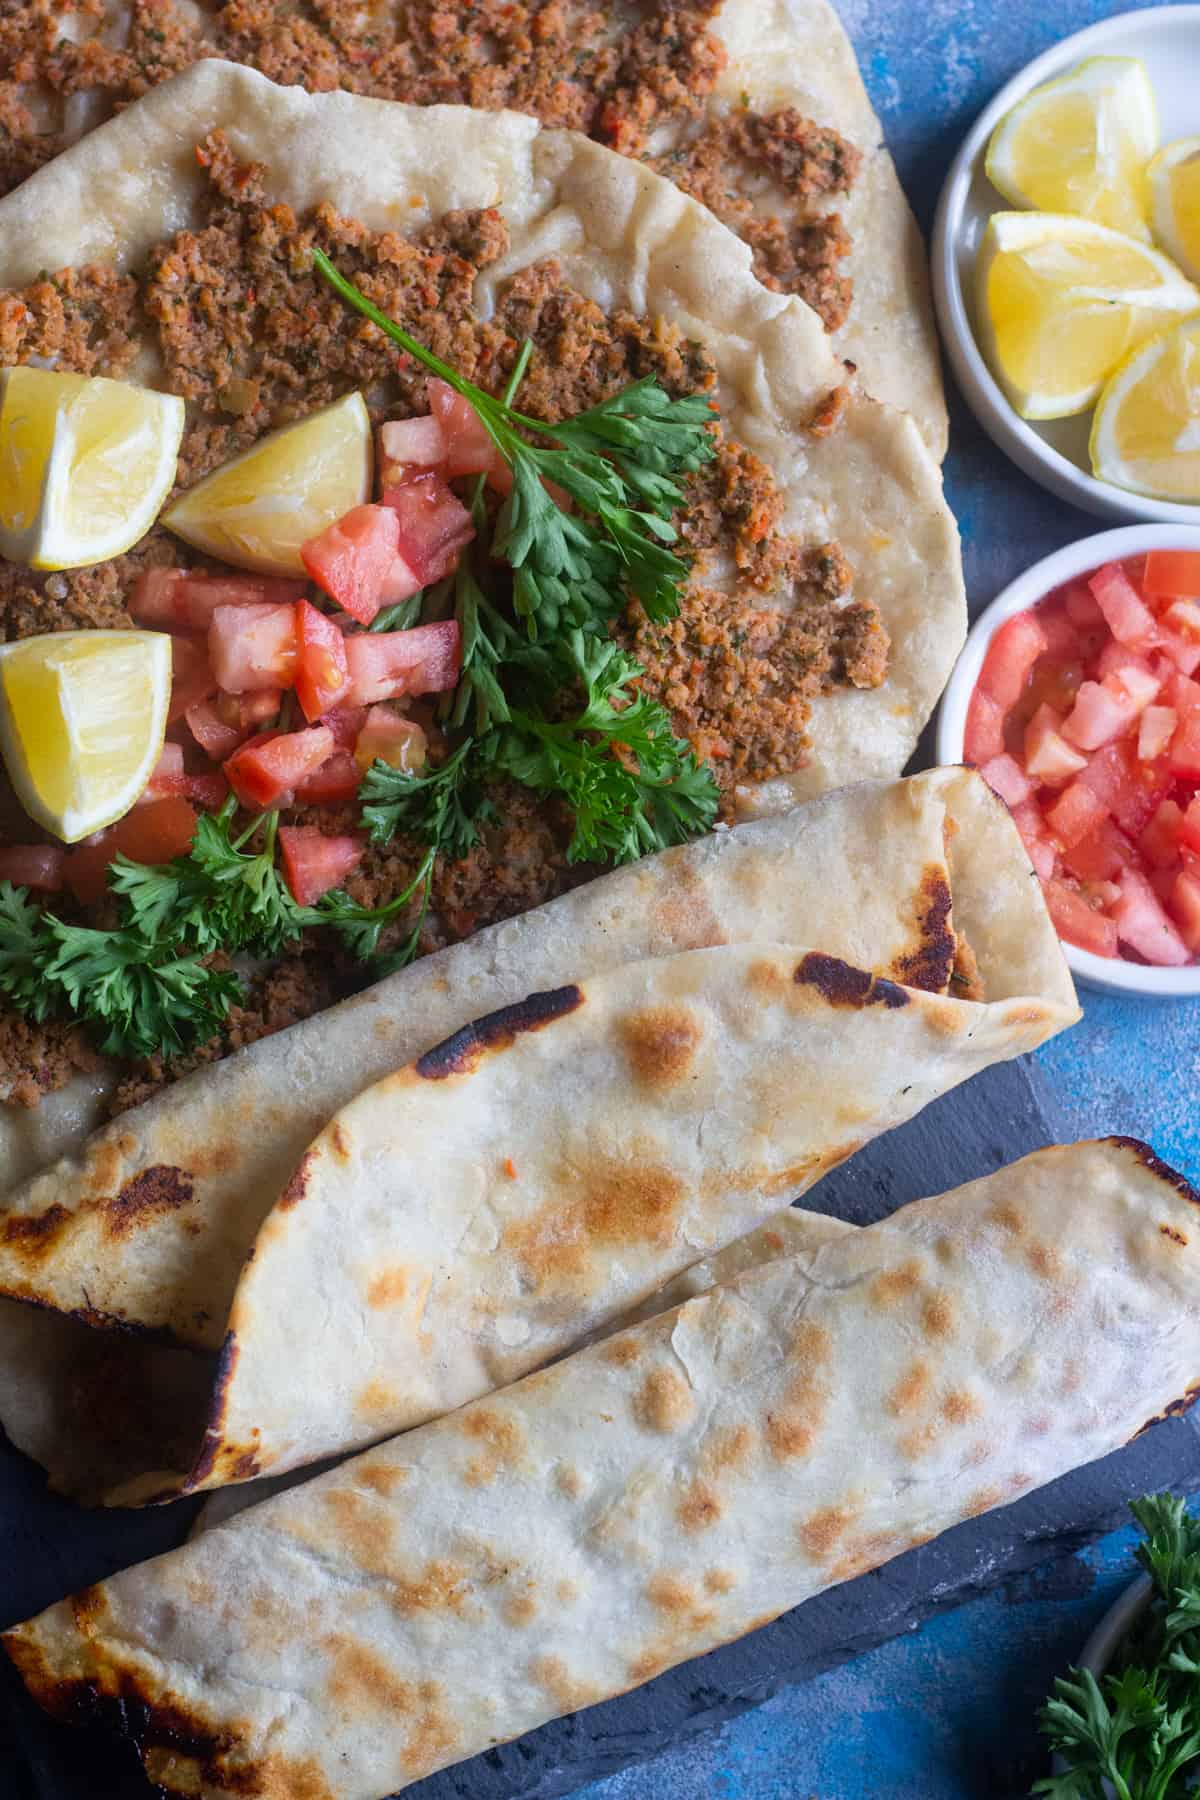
[0,631,172,843]
[163,391,372,578]
[0,368,184,571]
[977,211,1200,418]
[985,56,1157,240]
[1149,136,1200,282]
[1090,314,1200,502]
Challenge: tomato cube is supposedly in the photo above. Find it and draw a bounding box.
[1179,795,1200,857]
[278,825,364,906]
[963,688,1006,765]
[1140,801,1188,870]
[1169,710,1200,781]
[0,846,65,891]
[1089,562,1159,649]
[1043,878,1119,958]
[1169,867,1200,955]
[1113,867,1191,966]
[1061,679,1137,750]
[209,602,299,694]
[322,706,369,749]
[1142,549,1200,600]
[980,753,1032,808]
[1138,705,1178,762]
[138,742,187,802]
[167,637,217,724]
[377,414,447,488]
[302,504,418,626]
[343,620,461,707]
[1061,817,1134,884]
[977,611,1048,710]
[1045,779,1107,848]
[1062,579,1104,628]
[381,474,475,585]
[427,379,495,477]
[224,725,335,811]
[1024,704,1087,785]
[64,797,197,904]
[185,772,230,811]
[354,705,428,773]
[294,600,351,721]
[292,750,362,806]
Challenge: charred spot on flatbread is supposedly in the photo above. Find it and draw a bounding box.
[103,1165,195,1238]
[415,986,585,1081]
[792,953,909,1010]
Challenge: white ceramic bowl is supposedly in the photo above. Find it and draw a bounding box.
[936,524,1200,999]
[932,6,1200,525]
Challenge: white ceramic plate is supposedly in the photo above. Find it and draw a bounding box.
[932,7,1200,524]
[937,524,1200,999]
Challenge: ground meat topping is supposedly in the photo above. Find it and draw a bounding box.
[0,145,882,1106]
[0,2,860,328]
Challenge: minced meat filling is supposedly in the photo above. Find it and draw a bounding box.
[1,1,860,331]
[0,140,886,1108]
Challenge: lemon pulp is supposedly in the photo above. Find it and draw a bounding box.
[1091,315,1200,502]
[0,632,172,843]
[163,391,373,577]
[0,367,184,570]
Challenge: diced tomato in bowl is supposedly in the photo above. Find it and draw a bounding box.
[951,548,1200,979]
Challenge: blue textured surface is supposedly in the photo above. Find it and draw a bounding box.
[575,1,1200,1795]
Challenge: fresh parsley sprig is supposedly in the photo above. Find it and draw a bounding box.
[1035,1494,1200,1800]
[312,249,716,637]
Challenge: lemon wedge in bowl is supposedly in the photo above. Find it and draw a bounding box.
[1090,314,1200,503]
[0,368,184,571]
[0,631,172,844]
[984,56,1157,240]
[1149,137,1200,283]
[977,211,1200,419]
[163,391,372,578]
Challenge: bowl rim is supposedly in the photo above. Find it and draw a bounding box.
[936,523,1200,999]
[931,5,1200,527]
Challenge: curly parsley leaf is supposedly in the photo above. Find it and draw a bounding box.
[42,922,241,1061]
[313,249,716,637]
[359,738,493,857]
[1034,1495,1200,1800]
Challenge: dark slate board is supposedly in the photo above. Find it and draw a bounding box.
[2,1055,1198,1799]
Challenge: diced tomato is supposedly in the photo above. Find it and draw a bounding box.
[224,725,335,811]
[1179,795,1200,856]
[1138,706,1177,763]
[186,696,247,761]
[1169,710,1200,781]
[1045,779,1107,848]
[1169,867,1200,954]
[977,611,1048,710]
[209,602,298,694]
[1024,704,1087,785]
[64,797,197,904]
[294,600,351,721]
[167,636,217,723]
[378,414,447,487]
[427,378,494,476]
[1094,740,1171,838]
[1112,866,1191,966]
[1096,640,1155,686]
[1062,579,1104,628]
[343,620,461,706]
[1157,625,1200,676]
[138,742,187,801]
[381,475,474,585]
[293,749,362,805]
[1164,598,1200,642]
[964,688,1005,764]
[323,706,369,749]
[1140,800,1188,869]
[278,826,364,906]
[302,505,416,626]
[353,705,428,773]
[239,690,283,729]
[1043,878,1119,958]
[0,845,65,891]
[1034,600,1080,660]
[185,771,229,810]
[980,752,1032,808]
[131,568,306,633]
[1061,679,1138,750]
[1060,817,1134,884]
[1089,562,1159,650]
[1143,549,1200,600]
[1164,670,1200,719]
